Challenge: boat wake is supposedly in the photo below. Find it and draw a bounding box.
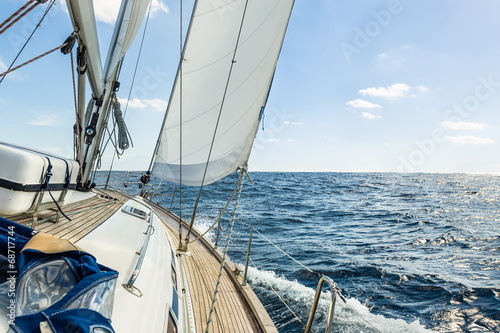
[244,266,436,333]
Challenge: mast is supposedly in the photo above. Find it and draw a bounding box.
[77,0,151,186]
[65,0,104,98]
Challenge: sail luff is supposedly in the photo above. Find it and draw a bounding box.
[152,0,295,186]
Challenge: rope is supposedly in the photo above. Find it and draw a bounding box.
[187,171,245,244]
[0,0,39,36]
[204,170,245,333]
[112,95,132,151]
[0,0,55,85]
[0,42,68,77]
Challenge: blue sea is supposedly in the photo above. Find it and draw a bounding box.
[100,172,500,333]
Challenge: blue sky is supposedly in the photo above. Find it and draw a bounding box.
[1,0,499,173]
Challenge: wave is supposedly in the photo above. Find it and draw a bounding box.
[244,266,436,333]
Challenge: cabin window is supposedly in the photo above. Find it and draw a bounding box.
[171,264,177,290]
[165,309,178,333]
[172,286,179,318]
[171,249,176,268]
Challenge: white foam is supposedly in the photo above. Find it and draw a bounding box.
[244,266,437,333]
[193,216,217,242]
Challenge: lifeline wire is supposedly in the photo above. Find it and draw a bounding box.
[228,239,306,328]
[190,190,384,332]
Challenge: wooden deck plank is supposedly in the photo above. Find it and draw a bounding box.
[10,189,128,243]
[190,244,247,333]
[154,206,263,333]
[8,190,275,333]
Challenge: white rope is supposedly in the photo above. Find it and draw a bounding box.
[188,171,245,244]
[204,170,245,333]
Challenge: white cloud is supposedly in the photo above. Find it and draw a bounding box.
[361,112,382,120]
[284,121,303,126]
[444,136,495,144]
[150,0,169,16]
[416,85,429,93]
[144,98,167,111]
[268,138,280,143]
[441,121,486,131]
[376,52,404,67]
[118,97,147,109]
[92,0,169,24]
[0,58,6,71]
[27,112,64,127]
[118,97,167,111]
[359,83,410,98]
[346,99,382,109]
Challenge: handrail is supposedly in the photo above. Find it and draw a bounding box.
[123,209,154,296]
[304,275,338,333]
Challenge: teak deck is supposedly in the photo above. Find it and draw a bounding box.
[10,189,127,243]
[149,201,277,333]
[10,189,277,333]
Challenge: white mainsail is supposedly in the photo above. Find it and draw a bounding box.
[152,0,294,186]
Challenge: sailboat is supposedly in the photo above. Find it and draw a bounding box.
[0,0,344,332]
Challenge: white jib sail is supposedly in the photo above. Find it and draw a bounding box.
[103,0,151,82]
[153,0,294,186]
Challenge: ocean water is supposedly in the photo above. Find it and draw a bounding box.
[100,172,500,333]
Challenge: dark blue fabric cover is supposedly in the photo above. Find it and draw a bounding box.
[0,218,118,333]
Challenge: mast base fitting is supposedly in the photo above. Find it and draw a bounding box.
[177,242,188,252]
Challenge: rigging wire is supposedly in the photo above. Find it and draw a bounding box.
[69,49,84,180]
[188,170,245,244]
[178,0,184,248]
[183,0,250,245]
[105,0,153,188]
[0,0,55,85]
[228,239,306,328]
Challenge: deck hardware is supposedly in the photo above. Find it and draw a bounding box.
[169,187,177,211]
[123,209,154,293]
[304,276,338,333]
[122,284,143,298]
[242,225,253,286]
[214,209,222,249]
